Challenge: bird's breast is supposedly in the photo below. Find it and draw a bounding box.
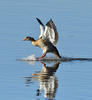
[32,39,46,49]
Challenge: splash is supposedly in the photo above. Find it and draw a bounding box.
[22,54,36,61]
[21,55,92,62]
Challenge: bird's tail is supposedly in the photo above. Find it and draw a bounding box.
[58,55,62,58]
[53,50,62,59]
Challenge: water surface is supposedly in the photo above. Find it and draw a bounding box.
[0,0,92,100]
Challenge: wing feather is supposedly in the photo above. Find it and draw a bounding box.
[36,18,45,38]
[43,19,58,46]
[36,18,59,46]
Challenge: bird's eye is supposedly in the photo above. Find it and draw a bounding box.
[26,37,28,38]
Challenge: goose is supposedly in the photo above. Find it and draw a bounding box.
[23,18,61,59]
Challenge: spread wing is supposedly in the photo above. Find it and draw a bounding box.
[36,18,58,46]
[43,19,58,46]
[36,18,45,38]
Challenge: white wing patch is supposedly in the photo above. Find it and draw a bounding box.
[37,18,59,46]
[39,25,45,38]
[42,20,58,46]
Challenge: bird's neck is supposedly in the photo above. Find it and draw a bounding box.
[30,38,37,46]
[29,37,35,42]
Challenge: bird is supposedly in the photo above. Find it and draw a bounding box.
[23,18,61,59]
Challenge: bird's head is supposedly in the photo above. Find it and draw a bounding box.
[23,36,35,41]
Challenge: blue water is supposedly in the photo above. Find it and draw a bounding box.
[0,0,92,100]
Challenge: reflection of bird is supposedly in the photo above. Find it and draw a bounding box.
[33,62,60,99]
[32,62,60,78]
[25,62,60,99]
[23,18,61,59]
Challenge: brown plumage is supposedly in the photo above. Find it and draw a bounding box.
[23,18,61,59]
[23,36,61,59]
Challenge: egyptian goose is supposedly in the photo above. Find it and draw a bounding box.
[23,18,61,59]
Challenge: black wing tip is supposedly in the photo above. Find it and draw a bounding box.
[46,18,54,26]
[36,18,39,21]
[50,18,53,23]
[36,18,40,23]
[36,18,44,26]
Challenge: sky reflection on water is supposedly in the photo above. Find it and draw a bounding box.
[0,0,92,100]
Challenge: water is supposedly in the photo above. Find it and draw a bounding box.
[0,0,92,100]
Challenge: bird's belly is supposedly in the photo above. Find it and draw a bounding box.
[39,42,47,49]
[38,41,48,52]
[32,39,53,53]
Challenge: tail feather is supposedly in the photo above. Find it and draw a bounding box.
[53,50,61,58]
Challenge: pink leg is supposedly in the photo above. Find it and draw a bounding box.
[36,53,46,60]
[39,53,46,59]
